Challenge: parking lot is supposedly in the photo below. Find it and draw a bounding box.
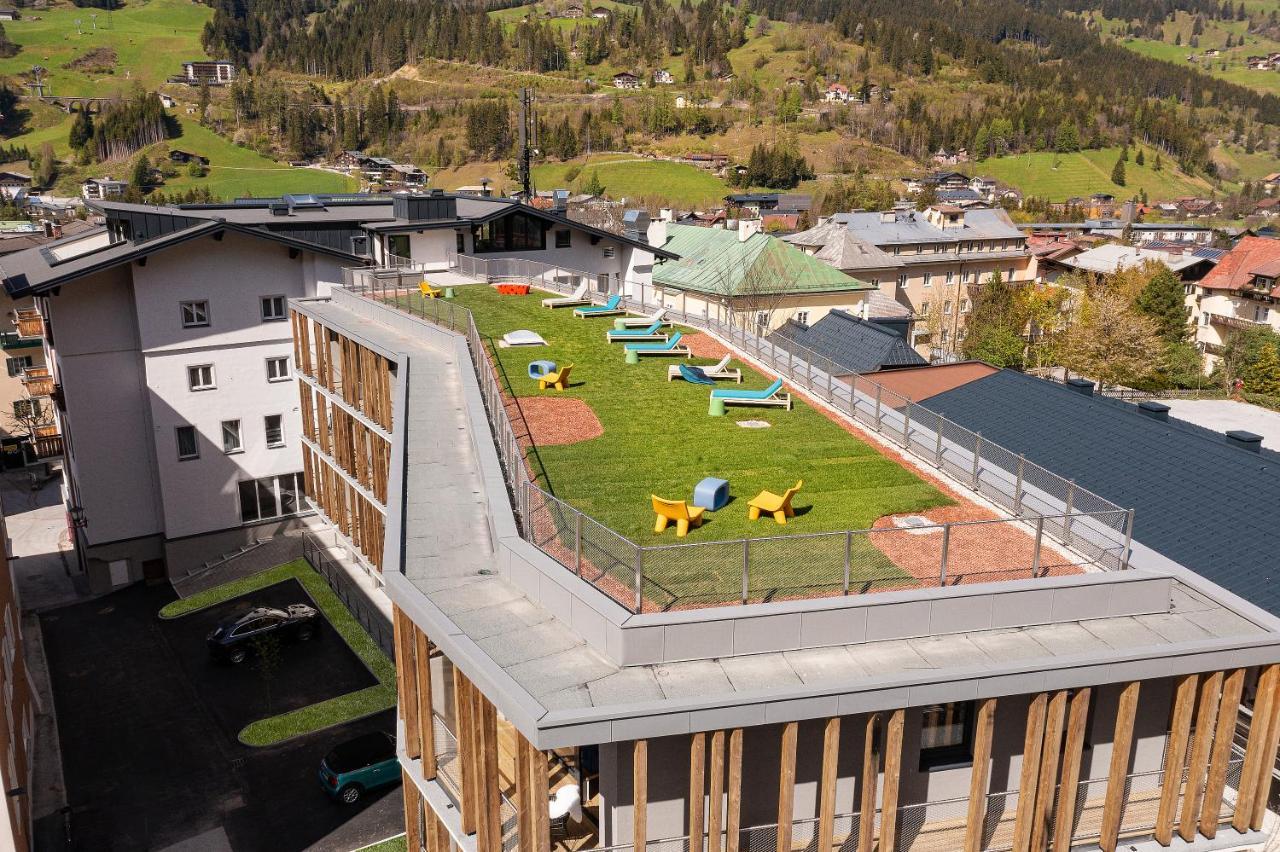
[41,581,401,851]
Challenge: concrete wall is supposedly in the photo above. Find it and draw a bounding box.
[598,677,1179,843]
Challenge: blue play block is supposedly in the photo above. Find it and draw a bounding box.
[528,360,557,380]
[693,477,729,511]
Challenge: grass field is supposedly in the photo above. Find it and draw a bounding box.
[0,0,210,95]
[160,559,396,747]
[980,146,1216,201]
[534,154,731,205]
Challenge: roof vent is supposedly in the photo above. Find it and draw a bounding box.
[879,210,896,223]
[1226,430,1263,453]
[1065,377,1095,396]
[1137,400,1170,422]
[269,202,290,216]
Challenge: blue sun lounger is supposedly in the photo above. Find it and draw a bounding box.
[573,294,623,318]
[710,378,792,413]
[624,331,691,357]
[677,363,717,386]
[606,320,667,342]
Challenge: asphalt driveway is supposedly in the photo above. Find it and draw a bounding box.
[40,582,400,852]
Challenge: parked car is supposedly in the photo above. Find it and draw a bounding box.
[319,730,399,804]
[206,604,320,664]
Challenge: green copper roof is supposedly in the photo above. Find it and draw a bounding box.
[653,224,872,296]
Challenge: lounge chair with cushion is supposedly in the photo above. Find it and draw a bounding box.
[617,307,670,329]
[606,320,668,342]
[710,378,791,411]
[542,283,590,308]
[667,354,742,383]
[747,480,804,524]
[573,294,623,318]
[652,495,706,537]
[676,363,716,386]
[538,364,574,391]
[624,331,690,358]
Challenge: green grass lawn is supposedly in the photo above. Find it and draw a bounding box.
[0,0,210,95]
[160,560,396,747]
[980,146,1215,201]
[533,154,731,206]
[355,837,406,852]
[427,285,951,605]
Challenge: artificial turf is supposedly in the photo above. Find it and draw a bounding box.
[411,285,954,605]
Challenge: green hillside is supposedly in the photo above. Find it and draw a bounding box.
[532,154,730,205]
[980,147,1218,201]
[0,0,210,95]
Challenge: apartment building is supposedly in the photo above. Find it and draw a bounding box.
[0,515,36,852]
[293,267,1280,852]
[787,206,1034,357]
[1188,235,1280,372]
[0,192,666,591]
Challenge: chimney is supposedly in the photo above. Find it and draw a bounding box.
[879,210,896,224]
[1065,377,1095,396]
[658,208,674,223]
[1137,400,1169,422]
[623,209,650,244]
[1226,430,1263,453]
[553,189,569,212]
[860,299,870,320]
[738,217,762,242]
[647,218,667,249]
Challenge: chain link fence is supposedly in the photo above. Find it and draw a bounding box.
[341,266,1137,614]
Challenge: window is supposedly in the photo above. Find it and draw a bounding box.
[794,311,809,325]
[943,300,953,315]
[961,298,971,314]
[1007,267,1015,281]
[180,300,210,328]
[919,701,974,770]
[221,420,242,454]
[945,271,954,286]
[923,273,933,288]
[350,235,369,256]
[260,295,286,322]
[957,328,967,341]
[870,278,880,287]
[471,211,546,253]
[187,364,215,391]
[266,356,290,382]
[941,328,950,344]
[755,312,769,333]
[920,301,931,315]
[555,229,571,249]
[238,472,305,523]
[176,425,199,461]
[456,231,466,253]
[897,273,908,289]
[12,398,40,421]
[264,414,284,448]
[5,355,32,377]
[602,246,615,259]
[387,234,411,259]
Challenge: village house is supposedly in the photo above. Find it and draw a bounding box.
[177,59,236,86]
[653,69,674,85]
[612,72,640,89]
[80,177,127,202]
[824,83,850,103]
[591,5,610,16]
[1189,235,1280,371]
[0,170,29,201]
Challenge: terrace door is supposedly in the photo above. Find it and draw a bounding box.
[596,273,609,294]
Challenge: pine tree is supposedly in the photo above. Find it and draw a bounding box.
[583,169,604,196]
[1135,148,1145,166]
[365,87,387,148]
[1153,152,1163,172]
[130,153,150,191]
[1245,342,1280,396]
[1111,156,1126,187]
[68,110,94,152]
[1135,266,1188,344]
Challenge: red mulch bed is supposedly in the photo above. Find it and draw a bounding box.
[683,332,732,360]
[507,396,602,446]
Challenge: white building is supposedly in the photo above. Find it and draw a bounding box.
[81,177,127,201]
[1189,235,1280,372]
[0,191,668,591]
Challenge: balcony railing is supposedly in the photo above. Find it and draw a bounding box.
[0,331,40,351]
[1206,312,1269,331]
[12,309,41,340]
[32,424,62,459]
[20,366,54,397]
[341,263,1134,614]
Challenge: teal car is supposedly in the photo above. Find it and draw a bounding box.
[318,731,400,804]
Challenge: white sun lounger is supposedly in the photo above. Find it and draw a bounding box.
[668,354,742,383]
[617,307,671,329]
[541,283,590,308]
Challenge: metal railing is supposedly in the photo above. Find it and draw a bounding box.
[341,263,1135,614]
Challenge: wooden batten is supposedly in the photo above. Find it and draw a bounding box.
[708,730,725,852]
[1251,665,1280,830]
[859,714,880,852]
[393,608,421,760]
[1234,664,1279,832]
[776,722,798,852]
[634,740,649,850]
[403,769,423,852]
[530,743,551,852]
[1012,693,1048,850]
[1030,690,1068,851]
[690,732,706,852]
[1099,681,1142,852]
[817,717,841,852]
[1180,672,1223,842]
[964,698,997,852]
[1155,674,1199,845]
[516,731,533,852]
[880,709,905,852]
[453,668,477,835]
[1052,688,1092,852]
[1201,669,1246,838]
[726,729,743,852]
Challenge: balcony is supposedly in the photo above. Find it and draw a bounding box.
[12,309,42,340]
[1206,312,1268,331]
[0,331,41,351]
[32,424,61,458]
[20,366,54,398]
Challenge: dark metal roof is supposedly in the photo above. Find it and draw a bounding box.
[768,309,926,374]
[918,369,1280,613]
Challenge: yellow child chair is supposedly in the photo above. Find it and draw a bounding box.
[538,364,573,391]
[652,495,706,537]
[419,281,442,299]
[747,480,804,524]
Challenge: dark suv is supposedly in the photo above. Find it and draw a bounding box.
[206,604,320,664]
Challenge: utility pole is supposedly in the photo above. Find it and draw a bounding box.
[517,87,538,200]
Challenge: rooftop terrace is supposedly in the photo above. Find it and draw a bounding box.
[346,266,1133,615]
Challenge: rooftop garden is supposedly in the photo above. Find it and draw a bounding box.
[422,284,961,605]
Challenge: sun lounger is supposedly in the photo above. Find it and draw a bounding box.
[667,354,742,383]
[747,480,804,524]
[624,331,691,358]
[617,307,670,329]
[652,495,705,537]
[606,320,668,342]
[542,283,590,308]
[573,294,623,318]
[676,363,716,386]
[710,378,791,409]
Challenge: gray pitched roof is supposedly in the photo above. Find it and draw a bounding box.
[833,207,1023,245]
[919,369,1280,614]
[768,309,926,374]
